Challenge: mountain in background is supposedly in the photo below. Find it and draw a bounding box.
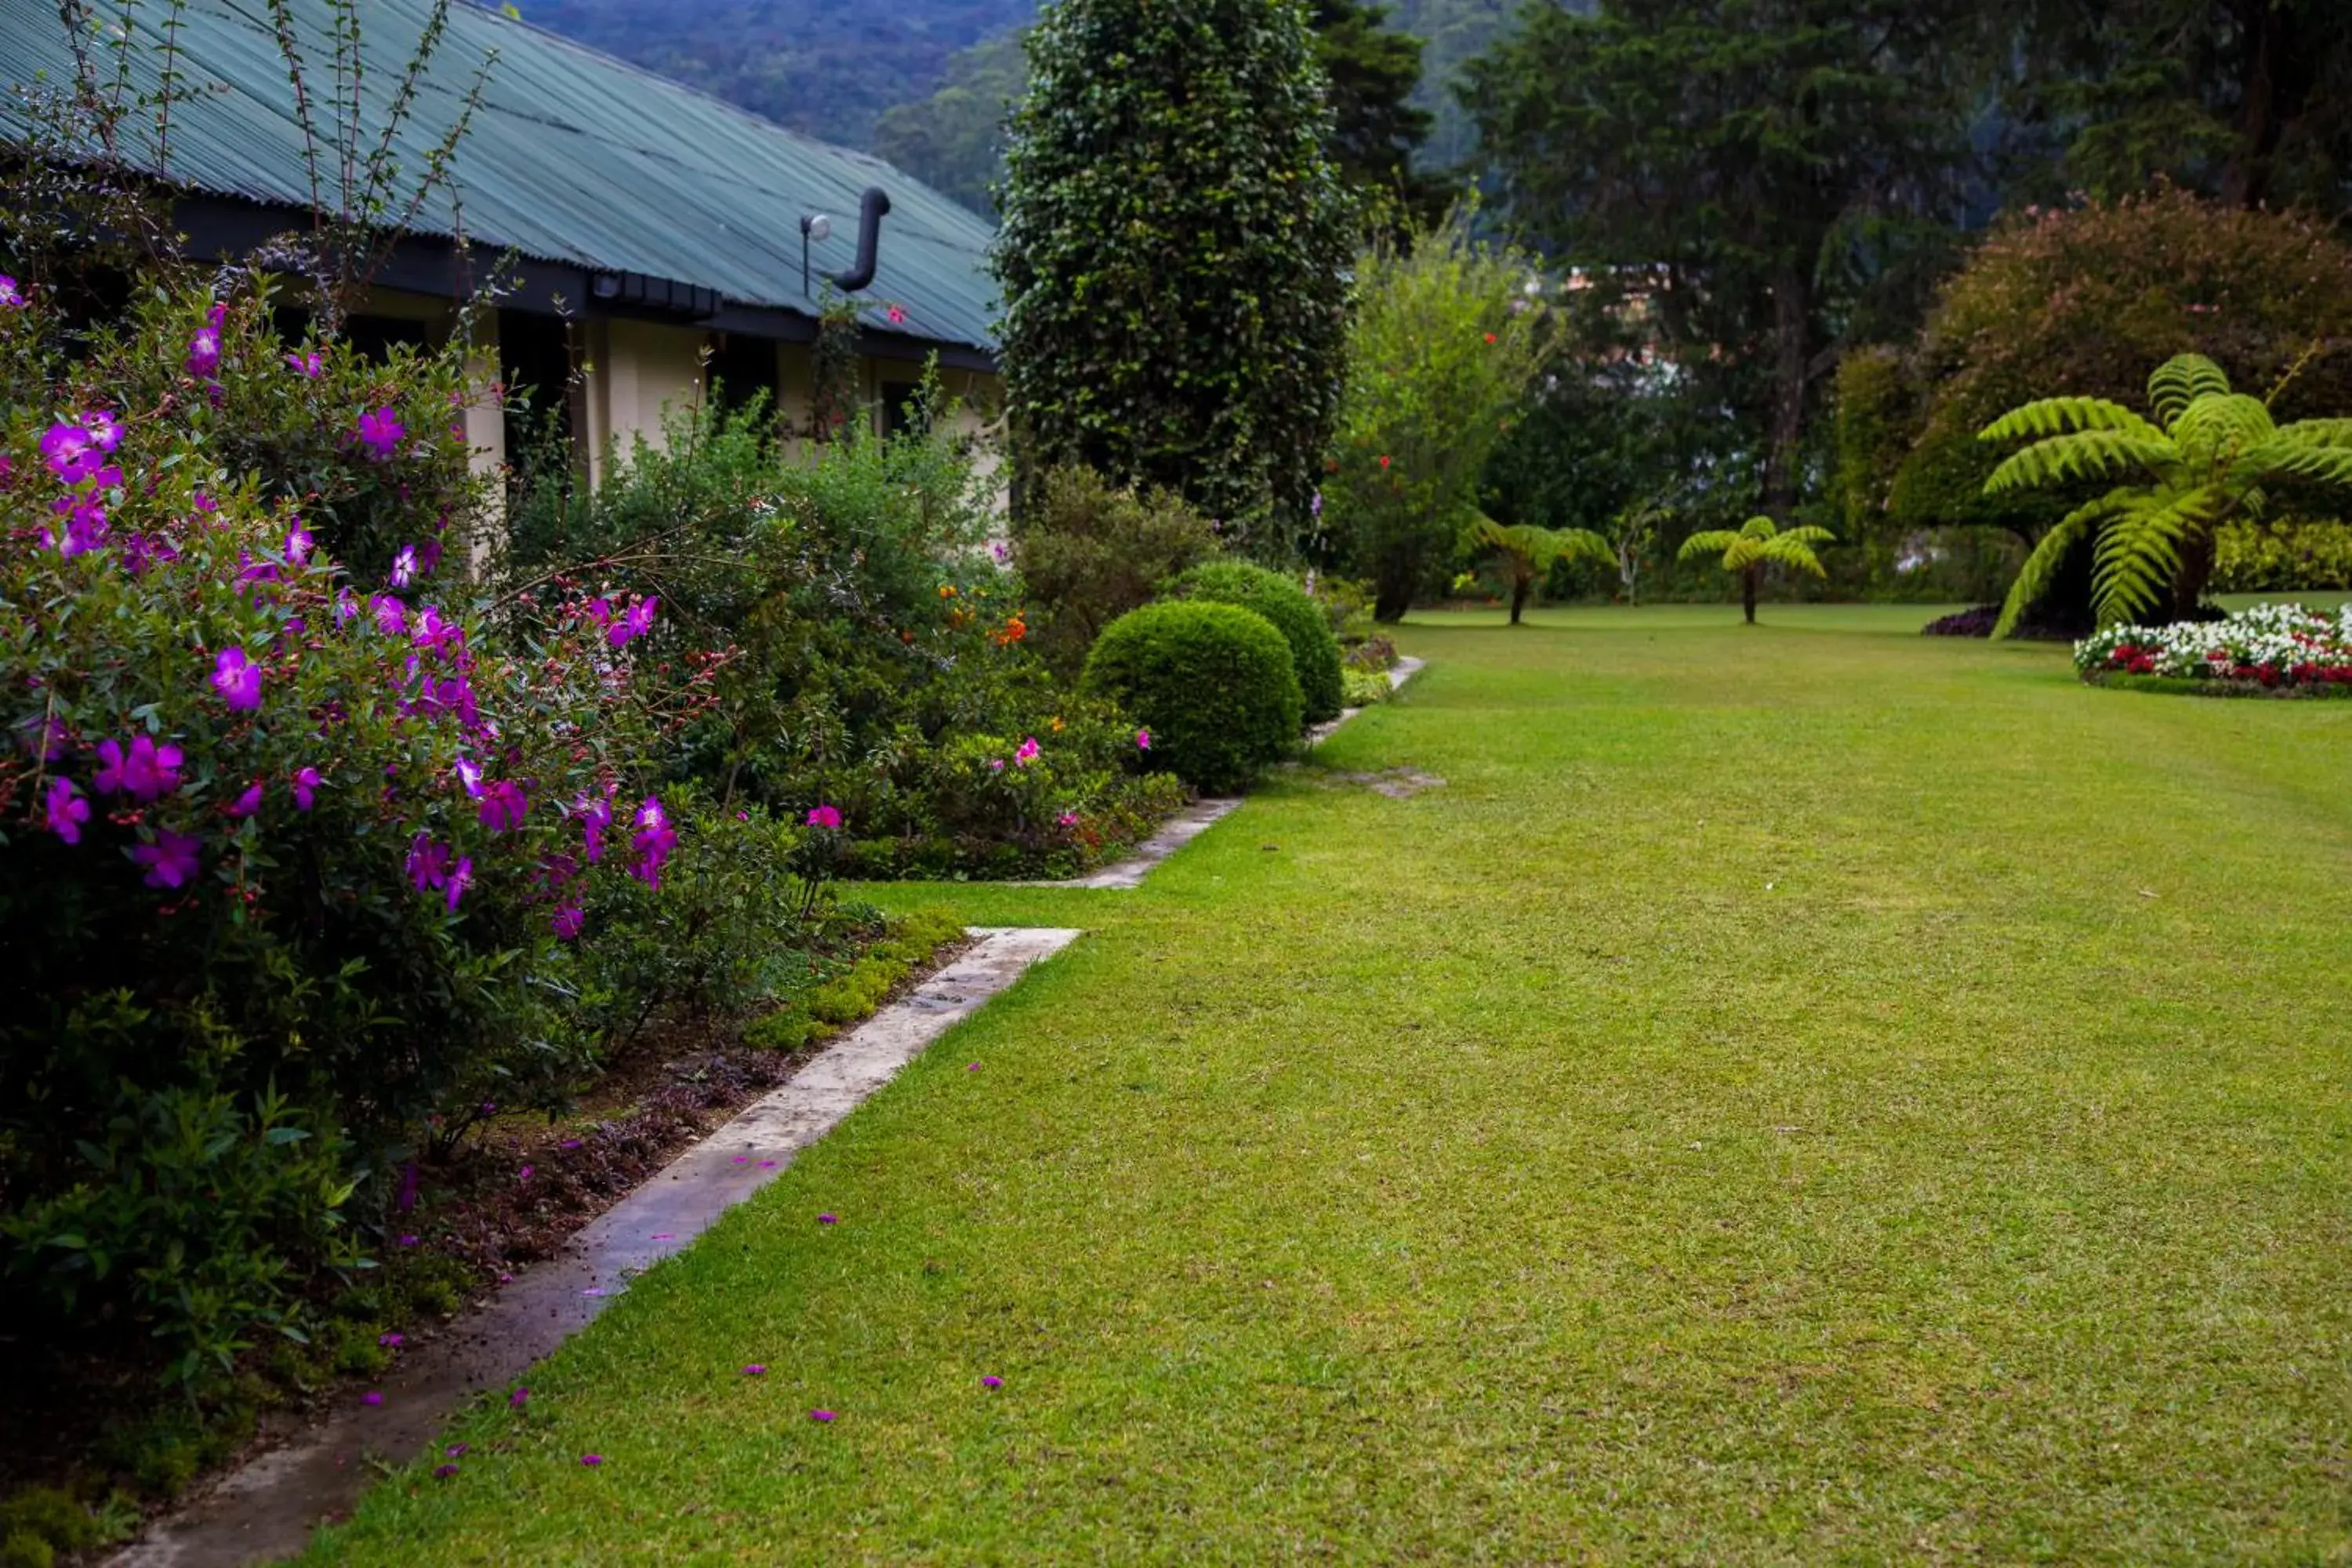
[520,0,1530,215]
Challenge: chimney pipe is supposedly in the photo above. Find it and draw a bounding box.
[828,187,892,293]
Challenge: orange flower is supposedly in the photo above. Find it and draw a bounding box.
[938,583,958,599]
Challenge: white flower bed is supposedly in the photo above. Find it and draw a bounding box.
[2074,602,2352,688]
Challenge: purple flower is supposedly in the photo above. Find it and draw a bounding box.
[390,545,419,588]
[1137,728,1152,751]
[406,833,452,893]
[981,1375,1003,1388]
[286,350,322,377]
[1058,811,1079,829]
[193,488,216,514]
[395,1160,419,1215]
[292,766,321,811]
[186,325,221,379]
[808,1410,836,1424]
[379,1333,405,1348]
[96,735,184,801]
[46,491,111,556]
[742,1364,768,1376]
[285,524,314,564]
[552,903,585,940]
[817,1213,838,1225]
[518,1165,535,1183]
[1015,736,1040,767]
[335,590,360,628]
[40,421,103,485]
[805,804,842,829]
[372,595,407,637]
[358,407,405,460]
[229,782,265,818]
[212,647,264,711]
[453,757,487,798]
[576,793,614,862]
[579,1454,603,1467]
[758,1160,777,1169]
[399,1233,419,1247]
[446,1443,469,1457]
[82,410,122,453]
[45,777,89,844]
[412,605,463,657]
[509,1387,529,1410]
[361,1392,384,1407]
[445,855,474,911]
[629,797,676,889]
[607,596,659,650]
[0,275,20,308]
[433,1464,459,1479]
[989,758,1005,772]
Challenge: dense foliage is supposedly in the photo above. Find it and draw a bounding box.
[506,404,1182,879]
[1323,209,1549,619]
[1081,602,1302,793]
[1009,466,1221,680]
[993,0,1353,543]
[1167,561,1345,724]
[0,278,692,1389]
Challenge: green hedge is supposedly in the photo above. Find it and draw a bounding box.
[1080,602,1303,793]
[1166,561,1345,724]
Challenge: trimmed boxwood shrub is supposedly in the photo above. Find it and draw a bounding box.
[1080,602,1302,793]
[1167,561,1345,724]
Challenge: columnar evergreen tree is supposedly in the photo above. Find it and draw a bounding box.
[993,0,1353,546]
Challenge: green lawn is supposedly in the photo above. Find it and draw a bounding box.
[308,605,2352,1564]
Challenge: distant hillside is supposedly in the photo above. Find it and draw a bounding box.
[521,0,1533,209]
[521,0,1036,147]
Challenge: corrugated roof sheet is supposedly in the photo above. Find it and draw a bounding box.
[0,0,1000,353]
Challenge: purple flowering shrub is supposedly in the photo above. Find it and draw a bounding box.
[0,280,684,1384]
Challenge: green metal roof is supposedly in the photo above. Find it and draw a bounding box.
[0,0,1001,354]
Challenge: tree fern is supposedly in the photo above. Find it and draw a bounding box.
[1472,516,1612,623]
[1979,352,2352,631]
[1677,515,1834,623]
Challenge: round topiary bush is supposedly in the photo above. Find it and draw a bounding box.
[1080,602,1303,793]
[1166,561,1346,724]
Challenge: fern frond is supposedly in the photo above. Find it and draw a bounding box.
[2273,419,2352,448]
[1677,530,1743,561]
[2241,441,2352,491]
[1983,431,2176,495]
[1759,537,1828,576]
[2090,491,2217,627]
[1737,516,1777,539]
[1990,492,2129,638]
[1775,525,1837,547]
[1976,397,2161,445]
[2172,393,2276,467]
[2147,353,2234,428]
[1555,528,1617,568]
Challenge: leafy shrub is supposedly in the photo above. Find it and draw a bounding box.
[0,1532,51,1568]
[1081,603,1301,793]
[0,1489,96,1559]
[1167,561,1345,723]
[2213,519,2352,591]
[0,278,683,1389]
[506,407,1178,879]
[742,906,967,1052]
[1013,466,1221,678]
[1341,666,1394,707]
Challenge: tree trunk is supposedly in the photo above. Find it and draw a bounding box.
[2224,0,2301,209]
[1761,260,1812,517]
[2172,528,2223,620]
[1509,571,1530,625]
[1743,565,1759,625]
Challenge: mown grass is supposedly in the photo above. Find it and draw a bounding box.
[306,604,2352,1564]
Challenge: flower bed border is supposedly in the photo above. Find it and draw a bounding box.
[2082,670,2352,700]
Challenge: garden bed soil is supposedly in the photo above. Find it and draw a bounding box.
[0,924,975,1548]
[2082,670,2352,699]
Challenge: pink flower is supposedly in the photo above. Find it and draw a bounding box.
[805,804,842,829]
[39,420,104,485]
[390,545,419,588]
[229,782,265,818]
[82,410,122,453]
[45,778,89,844]
[607,596,658,650]
[980,1375,1003,1388]
[509,1387,529,1410]
[132,829,202,889]
[1136,728,1152,751]
[886,303,907,325]
[444,855,474,911]
[808,1410,836,1423]
[1058,811,1079,829]
[285,524,314,564]
[742,1364,768,1376]
[412,605,463,656]
[1014,736,1040,767]
[357,407,405,459]
[379,1333,405,1347]
[989,757,1005,772]
[371,595,407,637]
[579,1454,602,1467]
[212,647,264,711]
[292,766,321,811]
[285,350,321,377]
